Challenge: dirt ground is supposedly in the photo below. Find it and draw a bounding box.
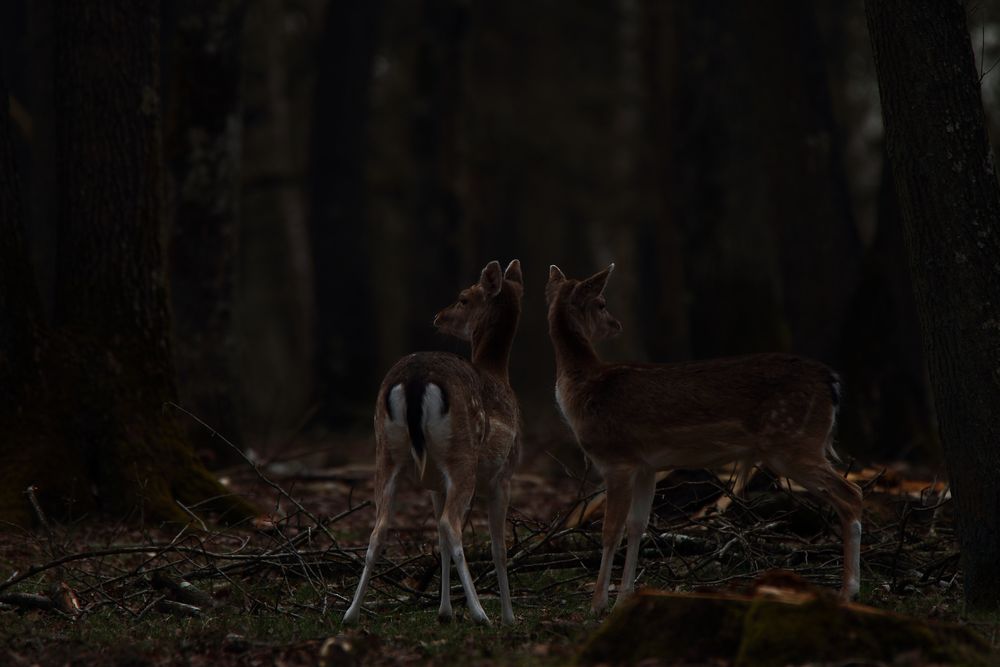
[0,428,996,666]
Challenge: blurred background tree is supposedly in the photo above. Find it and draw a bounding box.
[0,0,256,525]
[5,0,1000,488]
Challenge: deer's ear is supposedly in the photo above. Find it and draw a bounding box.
[480,260,503,297]
[578,263,614,299]
[545,265,566,304]
[504,259,523,285]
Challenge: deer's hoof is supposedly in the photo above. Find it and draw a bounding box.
[470,611,492,626]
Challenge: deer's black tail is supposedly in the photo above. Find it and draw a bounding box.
[385,379,448,477]
[404,380,427,467]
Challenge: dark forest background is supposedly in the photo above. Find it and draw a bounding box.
[5,0,1000,471]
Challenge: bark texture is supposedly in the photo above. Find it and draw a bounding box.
[0,65,41,408]
[0,54,55,527]
[867,0,1000,610]
[0,0,255,526]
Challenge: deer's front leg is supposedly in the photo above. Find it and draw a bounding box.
[487,477,514,625]
[617,468,656,607]
[439,474,490,625]
[592,468,633,616]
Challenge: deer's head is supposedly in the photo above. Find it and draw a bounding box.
[545,263,622,342]
[434,260,523,342]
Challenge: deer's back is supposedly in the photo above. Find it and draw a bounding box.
[559,353,839,468]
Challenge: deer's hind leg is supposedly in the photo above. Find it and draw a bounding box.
[768,439,863,599]
[343,450,403,624]
[797,463,863,598]
[437,463,490,625]
[430,491,453,622]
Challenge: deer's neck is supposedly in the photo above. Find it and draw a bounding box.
[470,298,519,384]
[471,329,512,382]
[550,307,600,376]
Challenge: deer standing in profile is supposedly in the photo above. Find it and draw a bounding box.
[545,263,862,615]
[343,260,523,626]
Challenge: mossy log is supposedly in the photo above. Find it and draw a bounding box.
[579,588,993,666]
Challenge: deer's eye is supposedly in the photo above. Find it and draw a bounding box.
[459,297,468,306]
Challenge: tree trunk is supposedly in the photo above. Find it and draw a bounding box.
[637,0,690,362]
[309,0,383,427]
[164,0,247,465]
[0,63,42,410]
[590,0,645,362]
[406,0,469,352]
[839,154,938,461]
[867,0,1000,611]
[7,0,259,525]
[755,3,861,363]
[667,2,860,361]
[0,55,59,527]
[236,1,317,447]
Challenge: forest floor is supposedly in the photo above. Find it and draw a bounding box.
[0,430,997,666]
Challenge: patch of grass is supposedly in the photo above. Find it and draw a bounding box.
[0,569,598,666]
[2,464,997,665]
[345,568,595,664]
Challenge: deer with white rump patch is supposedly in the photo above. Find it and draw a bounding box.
[343,260,523,626]
[546,263,863,615]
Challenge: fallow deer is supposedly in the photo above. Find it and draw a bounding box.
[343,260,524,626]
[546,264,862,615]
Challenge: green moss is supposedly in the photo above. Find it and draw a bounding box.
[579,592,750,664]
[736,596,992,666]
[577,590,994,666]
[0,331,259,529]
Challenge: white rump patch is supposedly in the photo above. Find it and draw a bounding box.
[387,384,406,423]
[383,384,409,448]
[423,383,452,450]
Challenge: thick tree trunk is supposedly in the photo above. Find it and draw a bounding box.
[309,0,383,427]
[1,0,258,525]
[0,65,42,409]
[867,0,1000,610]
[165,0,247,465]
[0,57,59,528]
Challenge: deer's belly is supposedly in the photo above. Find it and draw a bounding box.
[582,420,755,470]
